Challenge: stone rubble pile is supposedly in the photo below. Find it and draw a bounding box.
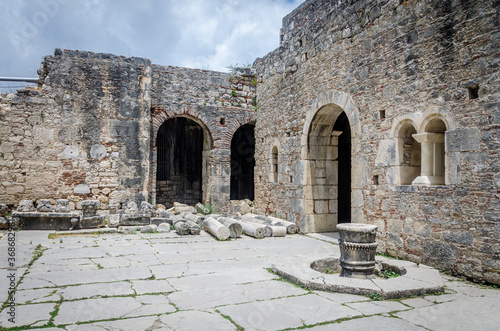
[1,200,298,240]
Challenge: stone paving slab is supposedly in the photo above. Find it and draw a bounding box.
[345,300,409,315]
[0,302,56,328]
[1,230,499,330]
[308,315,426,330]
[168,279,308,310]
[395,295,500,331]
[218,294,361,330]
[57,282,134,300]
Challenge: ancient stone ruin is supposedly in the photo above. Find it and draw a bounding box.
[0,0,498,285]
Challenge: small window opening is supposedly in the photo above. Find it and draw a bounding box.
[220,117,226,125]
[290,176,293,183]
[468,85,479,100]
[299,39,303,47]
[379,109,386,119]
[373,175,379,185]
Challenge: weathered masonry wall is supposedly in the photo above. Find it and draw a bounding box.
[0,50,152,212]
[253,0,499,283]
[150,65,257,212]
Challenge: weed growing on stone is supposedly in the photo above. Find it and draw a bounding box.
[218,312,244,330]
[367,292,384,301]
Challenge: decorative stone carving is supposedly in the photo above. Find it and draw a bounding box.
[55,199,70,213]
[337,223,378,278]
[17,200,35,212]
[80,200,105,228]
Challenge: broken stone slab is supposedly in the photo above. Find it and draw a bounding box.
[12,211,80,230]
[0,203,8,216]
[36,199,53,212]
[157,209,173,218]
[140,224,157,233]
[80,200,105,228]
[151,217,174,226]
[81,200,100,217]
[233,219,266,239]
[195,202,210,215]
[139,201,155,216]
[217,217,243,238]
[181,212,206,226]
[17,200,35,212]
[173,202,197,214]
[120,214,150,226]
[186,220,201,235]
[118,226,141,233]
[156,204,166,210]
[202,217,230,241]
[157,223,171,233]
[174,221,190,235]
[240,215,272,237]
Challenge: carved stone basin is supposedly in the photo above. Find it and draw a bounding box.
[337,223,378,278]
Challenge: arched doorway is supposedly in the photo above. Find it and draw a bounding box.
[305,104,351,232]
[230,124,255,200]
[156,117,207,208]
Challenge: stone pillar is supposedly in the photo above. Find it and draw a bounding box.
[411,133,445,185]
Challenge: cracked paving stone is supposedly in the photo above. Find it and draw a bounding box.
[54,297,142,325]
[0,302,56,328]
[312,290,371,304]
[159,310,236,330]
[65,316,162,331]
[307,315,426,330]
[57,281,134,300]
[395,296,500,331]
[16,288,61,304]
[218,294,360,331]
[131,279,175,294]
[345,300,409,316]
[168,279,308,310]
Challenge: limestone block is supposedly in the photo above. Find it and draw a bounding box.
[446,129,480,152]
[140,224,157,233]
[74,184,91,194]
[313,185,337,200]
[17,200,35,212]
[81,200,100,217]
[6,186,24,194]
[328,200,338,213]
[325,161,338,185]
[139,201,155,216]
[157,223,171,233]
[0,204,7,216]
[314,200,329,214]
[108,214,120,228]
[55,199,70,212]
[375,139,397,167]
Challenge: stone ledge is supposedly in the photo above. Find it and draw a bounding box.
[272,255,444,299]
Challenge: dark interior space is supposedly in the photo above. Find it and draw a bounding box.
[333,112,351,223]
[230,124,255,200]
[156,117,203,208]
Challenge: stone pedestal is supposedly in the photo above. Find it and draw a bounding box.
[81,200,105,228]
[337,223,378,278]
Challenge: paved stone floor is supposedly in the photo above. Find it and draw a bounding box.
[0,230,499,330]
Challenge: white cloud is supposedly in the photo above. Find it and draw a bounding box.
[0,0,303,80]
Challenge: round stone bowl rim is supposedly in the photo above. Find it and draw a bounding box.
[337,223,377,233]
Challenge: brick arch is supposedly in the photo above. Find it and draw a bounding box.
[220,116,257,150]
[151,105,214,148]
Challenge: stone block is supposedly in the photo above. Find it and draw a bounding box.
[17,200,35,212]
[314,200,329,214]
[329,199,338,213]
[55,199,70,213]
[375,139,397,166]
[422,240,458,270]
[446,129,480,152]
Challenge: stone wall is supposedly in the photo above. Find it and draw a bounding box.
[0,49,153,212]
[253,0,499,283]
[150,65,257,212]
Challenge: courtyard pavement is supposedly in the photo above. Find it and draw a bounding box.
[0,230,499,330]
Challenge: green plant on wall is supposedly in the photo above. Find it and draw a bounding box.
[231,90,237,97]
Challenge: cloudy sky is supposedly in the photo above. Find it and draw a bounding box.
[0,0,303,91]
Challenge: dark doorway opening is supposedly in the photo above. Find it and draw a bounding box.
[230,124,255,200]
[156,117,203,208]
[333,112,351,223]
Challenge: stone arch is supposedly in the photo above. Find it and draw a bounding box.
[299,89,364,233]
[230,123,255,200]
[150,107,213,207]
[221,118,257,150]
[268,138,282,183]
[393,118,421,185]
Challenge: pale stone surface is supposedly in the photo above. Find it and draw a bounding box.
[308,315,426,330]
[131,279,175,294]
[57,282,134,300]
[218,294,360,330]
[0,302,56,328]
[159,311,236,331]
